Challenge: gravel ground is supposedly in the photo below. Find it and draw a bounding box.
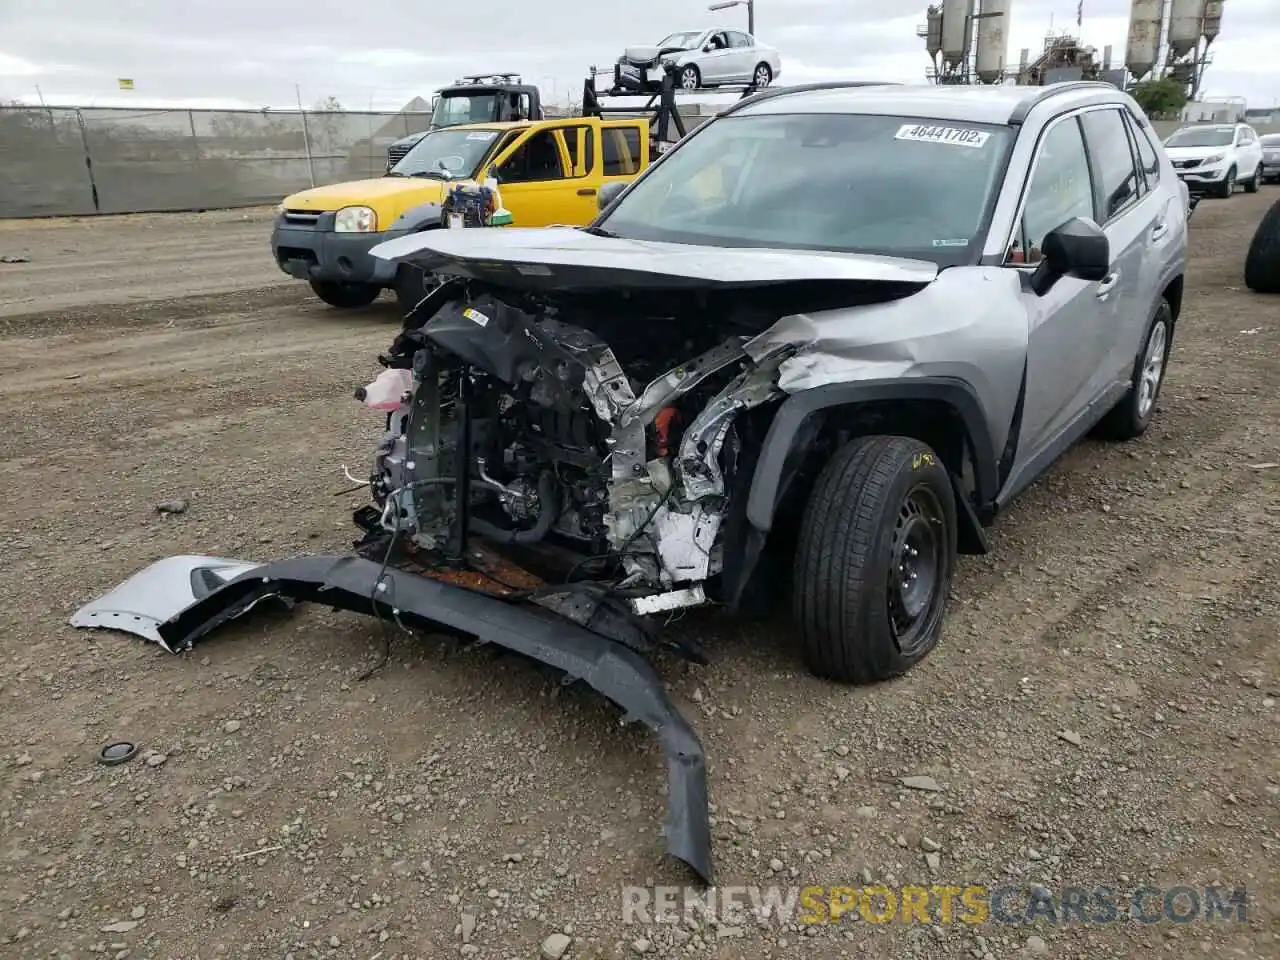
[0,195,1277,960]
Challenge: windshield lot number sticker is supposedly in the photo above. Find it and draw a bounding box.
[895,124,990,148]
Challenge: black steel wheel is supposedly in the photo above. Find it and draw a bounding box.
[794,435,957,684]
[887,485,946,657]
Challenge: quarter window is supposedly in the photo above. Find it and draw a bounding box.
[1011,117,1095,264]
[1079,109,1142,221]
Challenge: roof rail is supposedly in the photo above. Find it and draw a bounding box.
[718,81,901,118]
[1007,80,1124,124]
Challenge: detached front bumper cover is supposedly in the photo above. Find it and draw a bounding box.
[70,553,713,883]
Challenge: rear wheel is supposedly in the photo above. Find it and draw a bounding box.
[1244,197,1280,294]
[753,62,773,87]
[308,279,381,309]
[793,435,957,684]
[1095,299,1173,440]
[679,65,701,90]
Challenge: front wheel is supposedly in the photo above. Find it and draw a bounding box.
[679,65,701,90]
[793,435,957,684]
[1214,166,1236,198]
[308,279,381,309]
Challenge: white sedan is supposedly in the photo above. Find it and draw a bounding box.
[613,27,782,93]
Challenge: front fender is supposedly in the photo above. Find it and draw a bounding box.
[387,202,444,234]
[744,378,1000,534]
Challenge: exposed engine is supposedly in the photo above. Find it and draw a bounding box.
[362,279,793,612]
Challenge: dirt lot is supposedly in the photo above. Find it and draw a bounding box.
[0,197,1277,960]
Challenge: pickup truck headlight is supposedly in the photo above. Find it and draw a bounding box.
[334,206,377,233]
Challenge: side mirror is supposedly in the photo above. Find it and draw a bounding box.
[1029,217,1109,296]
[702,43,713,52]
[597,180,627,211]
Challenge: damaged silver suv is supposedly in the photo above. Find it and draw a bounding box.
[73,81,1188,884]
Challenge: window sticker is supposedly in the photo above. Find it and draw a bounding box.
[895,124,990,149]
[466,131,498,141]
[932,238,970,247]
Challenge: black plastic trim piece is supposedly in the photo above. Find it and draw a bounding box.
[157,554,714,884]
[745,378,1000,535]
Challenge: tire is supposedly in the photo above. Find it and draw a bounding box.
[679,65,701,90]
[1244,196,1280,294]
[1244,165,1260,193]
[753,62,773,87]
[1214,166,1236,198]
[793,435,957,684]
[1095,299,1174,440]
[394,263,434,315]
[308,279,381,309]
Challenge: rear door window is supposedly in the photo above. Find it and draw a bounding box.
[1079,108,1142,222]
[1125,111,1161,187]
[603,127,642,176]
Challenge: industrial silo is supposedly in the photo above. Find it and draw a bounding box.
[974,0,1010,84]
[925,5,944,62]
[1202,0,1224,45]
[1124,0,1164,80]
[1167,0,1206,59]
[941,0,977,72]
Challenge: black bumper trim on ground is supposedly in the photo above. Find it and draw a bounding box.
[158,553,714,883]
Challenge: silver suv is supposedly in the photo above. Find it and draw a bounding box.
[365,79,1189,681]
[73,81,1190,884]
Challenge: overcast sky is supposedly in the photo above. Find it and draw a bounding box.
[1,0,1276,111]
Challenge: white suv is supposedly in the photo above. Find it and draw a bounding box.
[1164,122,1264,198]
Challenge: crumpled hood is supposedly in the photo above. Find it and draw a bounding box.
[369,226,939,290]
[620,45,690,65]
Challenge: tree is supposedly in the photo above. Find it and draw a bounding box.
[312,96,344,112]
[1129,78,1188,119]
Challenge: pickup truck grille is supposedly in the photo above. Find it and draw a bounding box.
[283,209,323,227]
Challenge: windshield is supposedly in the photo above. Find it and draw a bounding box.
[596,113,1012,265]
[1165,127,1234,148]
[431,93,501,128]
[390,127,502,179]
[657,31,702,48]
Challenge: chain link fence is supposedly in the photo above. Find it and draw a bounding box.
[0,105,434,218]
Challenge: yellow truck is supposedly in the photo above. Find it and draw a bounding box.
[271,115,650,311]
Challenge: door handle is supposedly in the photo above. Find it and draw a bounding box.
[1095,271,1120,300]
[577,187,597,196]
[1151,220,1168,241]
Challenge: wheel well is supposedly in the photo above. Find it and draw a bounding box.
[763,398,987,555]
